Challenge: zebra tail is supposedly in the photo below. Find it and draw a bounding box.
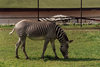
[9,28,15,35]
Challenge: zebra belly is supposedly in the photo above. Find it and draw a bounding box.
[28,36,45,40]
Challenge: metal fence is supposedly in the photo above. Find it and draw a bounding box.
[0,16,100,25]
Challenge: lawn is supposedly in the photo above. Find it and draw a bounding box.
[0,0,100,8]
[0,25,100,67]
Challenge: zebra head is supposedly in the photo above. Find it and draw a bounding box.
[60,40,73,59]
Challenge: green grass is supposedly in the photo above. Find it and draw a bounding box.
[0,25,14,29]
[0,26,100,67]
[0,24,100,29]
[0,0,37,8]
[0,0,100,8]
[61,24,100,29]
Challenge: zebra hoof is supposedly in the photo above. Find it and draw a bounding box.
[41,56,44,59]
[55,56,59,59]
[26,57,29,60]
[16,56,19,59]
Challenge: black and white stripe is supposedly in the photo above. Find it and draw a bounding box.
[39,15,71,22]
[55,25,69,43]
[39,17,52,22]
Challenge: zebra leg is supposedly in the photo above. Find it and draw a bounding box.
[15,38,21,59]
[21,38,29,59]
[50,40,59,59]
[41,39,50,59]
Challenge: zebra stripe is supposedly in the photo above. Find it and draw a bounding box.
[39,18,51,22]
[55,25,69,43]
[39,15,70,22]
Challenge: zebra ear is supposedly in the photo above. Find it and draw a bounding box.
[68,40,73,43]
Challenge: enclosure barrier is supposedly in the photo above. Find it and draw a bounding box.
[0,16,100,25]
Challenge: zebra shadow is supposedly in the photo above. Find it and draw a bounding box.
[29,55,100,62]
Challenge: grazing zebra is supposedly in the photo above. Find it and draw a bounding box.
[9,19,73,59]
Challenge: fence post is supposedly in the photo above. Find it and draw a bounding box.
[37,0,40,21]
[80,0,82,27]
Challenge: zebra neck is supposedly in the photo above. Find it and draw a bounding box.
[55,25,69,43]
[57,33,68,43]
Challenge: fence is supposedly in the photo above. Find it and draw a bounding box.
[0,16,100,25]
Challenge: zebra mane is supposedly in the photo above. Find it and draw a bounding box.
[63,33,69,41]
[55,24,69,42]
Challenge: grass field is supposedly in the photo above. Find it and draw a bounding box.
[0,25,100,67]
[0,0,100,8]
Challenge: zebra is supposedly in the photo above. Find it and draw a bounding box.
[39,17,52,22]
[9,19,73,59]
[39,15,71,22]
